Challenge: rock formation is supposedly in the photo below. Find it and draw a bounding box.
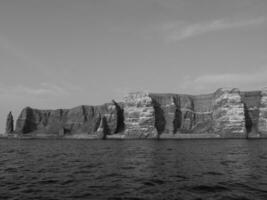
[123,92,158,138]
[241,90,261,137]
[212,88,246,137]
[258,88,267,135]
[96,116,108,139]
[15,101,123,136]
[149,93,213,135]
[5,112,14,134]
[12,88,267,139]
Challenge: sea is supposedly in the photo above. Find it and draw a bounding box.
[1,139,267,200]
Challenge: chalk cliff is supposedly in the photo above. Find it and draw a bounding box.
[12,88,267,139]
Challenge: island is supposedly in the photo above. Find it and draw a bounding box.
[3,88,267,139]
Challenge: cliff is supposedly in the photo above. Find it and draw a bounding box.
[11,88,267,139]
[124,92,157,138]
[15,101,124,138]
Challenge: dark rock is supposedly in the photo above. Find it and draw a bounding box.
[150,94,175,134]
[15,102,120,135]
[241,91,261,137]
[5,112,14,134]
[15,107,37,134]
[112,100,125,133]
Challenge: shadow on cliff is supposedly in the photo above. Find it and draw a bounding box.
[152,100,166,135]
[21,107,37,133]
[243,104,260,137]
[244,104,253,135]
[112,100,125,133]
[173,109,182,133]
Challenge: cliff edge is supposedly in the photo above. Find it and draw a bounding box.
[10,88,267,139]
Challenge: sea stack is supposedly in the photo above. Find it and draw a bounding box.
[5,112,14,134]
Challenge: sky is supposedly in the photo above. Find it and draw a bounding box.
[0,0,267,132]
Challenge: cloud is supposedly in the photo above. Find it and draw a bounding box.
[0,82,81,98]
[163,17,266,42]
[179,67,267,93]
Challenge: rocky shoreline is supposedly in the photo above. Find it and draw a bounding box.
[2,88,267,139]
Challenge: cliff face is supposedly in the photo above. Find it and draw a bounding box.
[123,92,157,138]
[241,90,261,137]
[123,88,263,138]
[212,88,246,137]
[149,93,213,134]
[13,88,267,138]
[15,102,123,136]
[258,88,267,135]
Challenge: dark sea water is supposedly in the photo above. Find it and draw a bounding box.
[1,139,267,200]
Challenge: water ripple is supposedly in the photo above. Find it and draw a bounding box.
[1,139,267,199]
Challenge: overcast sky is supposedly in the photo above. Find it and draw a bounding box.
[0,0,267,132]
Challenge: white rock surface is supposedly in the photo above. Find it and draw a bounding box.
[212,88,245,135]
[124,92,157,138]
[258,88,267,134]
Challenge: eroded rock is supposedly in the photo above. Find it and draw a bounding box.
[212,88,246,136]
[13,88,267,138]
[148,93,213,134]
[258,88,267,135]
[15,102,121,135]
[124,92,157,138]
[5,112,14,134]
[96,116,108,139]
[241,91,261,137]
